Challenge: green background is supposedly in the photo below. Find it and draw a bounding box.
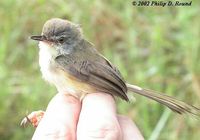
[0,0,200,139]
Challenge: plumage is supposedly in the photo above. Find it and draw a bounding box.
[55,54,128,101]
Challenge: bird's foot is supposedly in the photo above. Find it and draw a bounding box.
[20,110,45,127]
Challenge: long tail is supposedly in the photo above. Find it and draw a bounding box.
[126,83,200,116]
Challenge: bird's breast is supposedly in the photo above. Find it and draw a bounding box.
[38,41,96,98]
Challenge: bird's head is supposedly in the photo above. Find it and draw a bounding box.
[31,18,82,53]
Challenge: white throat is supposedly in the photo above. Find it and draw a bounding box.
[38,41,58,84]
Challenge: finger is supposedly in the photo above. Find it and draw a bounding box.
[32,93,81,140]
[118,115,144,140]
[77,93,122,140]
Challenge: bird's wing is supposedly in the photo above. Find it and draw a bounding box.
[55,54,128,101]
[83,39,124,78]
[99,53,124,78]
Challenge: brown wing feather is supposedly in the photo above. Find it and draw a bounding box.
[55,55,128,101]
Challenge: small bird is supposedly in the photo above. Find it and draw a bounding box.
[30,18,200,116]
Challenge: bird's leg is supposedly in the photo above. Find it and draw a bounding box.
[20,110,45,128]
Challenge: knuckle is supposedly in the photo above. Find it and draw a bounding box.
[83,122,122,139]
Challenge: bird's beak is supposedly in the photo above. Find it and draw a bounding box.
[30,35,47,41]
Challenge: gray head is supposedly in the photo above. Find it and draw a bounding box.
[31,18,82,46]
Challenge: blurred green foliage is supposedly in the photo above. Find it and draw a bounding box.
[0,0,200,139]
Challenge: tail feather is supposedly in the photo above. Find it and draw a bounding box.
[126,83,200,116]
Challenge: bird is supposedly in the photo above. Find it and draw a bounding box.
[30,18,200,116]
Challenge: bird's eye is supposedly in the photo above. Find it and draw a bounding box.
[58,37,65,43]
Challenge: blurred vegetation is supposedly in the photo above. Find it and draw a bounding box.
[0,0,200,139]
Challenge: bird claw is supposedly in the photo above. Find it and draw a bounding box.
[20,110,45,128]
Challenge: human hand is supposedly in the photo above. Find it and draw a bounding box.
[32,93,144,140]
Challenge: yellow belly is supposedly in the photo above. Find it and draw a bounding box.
[50,69,96,99]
